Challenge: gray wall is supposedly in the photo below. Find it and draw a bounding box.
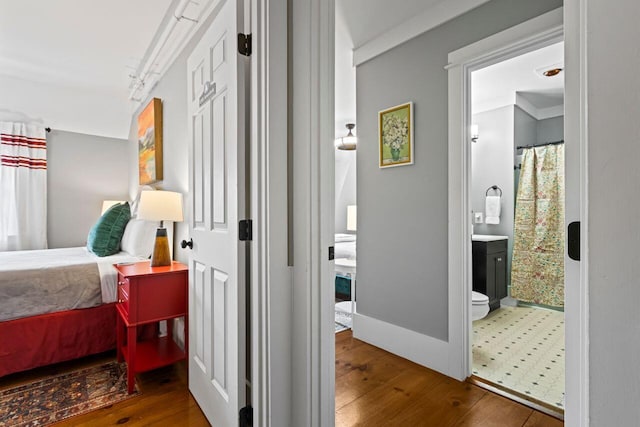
[126,12,221,264]
[514,106,538,150]
[587,0,640,423]
[356,0,563,340]
[47,130,129,248]
[536,115,564,145]
[471,106,516,288]
[335,150,357,233]
[513,105,538,201]
[472,106,515,237]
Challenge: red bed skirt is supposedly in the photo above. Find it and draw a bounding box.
[0,303,117,377]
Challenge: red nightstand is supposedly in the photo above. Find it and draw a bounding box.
[114,261,188,394]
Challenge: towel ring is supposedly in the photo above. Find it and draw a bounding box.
[485,185,502,197]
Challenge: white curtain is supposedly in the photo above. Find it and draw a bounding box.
[0,122,48,251]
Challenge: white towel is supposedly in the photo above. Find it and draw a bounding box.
[485,196,501,224]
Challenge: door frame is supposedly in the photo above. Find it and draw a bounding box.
[445,6,589,426]
[288,0,336,426]
[249,0,291,426]
[249,0,335,424]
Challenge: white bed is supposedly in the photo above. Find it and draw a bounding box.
[0,247,144,322]
[334,234,357,317]
[334,233,356,260]
[0,213,162,322]
[0,197,168,376]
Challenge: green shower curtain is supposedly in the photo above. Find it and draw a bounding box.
[510,144,565,307]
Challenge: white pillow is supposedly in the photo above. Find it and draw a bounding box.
[120,219,159,258]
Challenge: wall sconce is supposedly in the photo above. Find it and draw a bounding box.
[335,123,357,150]
[471,124,479,143]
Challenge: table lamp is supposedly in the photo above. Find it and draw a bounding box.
[137,190,184,266]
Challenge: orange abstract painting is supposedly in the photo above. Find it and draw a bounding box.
[138,98,163,184]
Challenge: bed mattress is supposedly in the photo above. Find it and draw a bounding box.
[0,247,142,321]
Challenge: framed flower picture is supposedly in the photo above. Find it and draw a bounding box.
[379,102,413,168]
[138,98,163,184]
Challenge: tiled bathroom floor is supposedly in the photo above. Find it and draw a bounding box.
[472,306,565,410]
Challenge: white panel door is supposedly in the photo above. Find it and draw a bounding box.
[186,0,247,425]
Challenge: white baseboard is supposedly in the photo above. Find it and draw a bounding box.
[352,313,450,377]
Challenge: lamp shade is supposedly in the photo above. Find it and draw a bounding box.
[137,191,184,222]
[347,205,357,231]
[101,200,126,215]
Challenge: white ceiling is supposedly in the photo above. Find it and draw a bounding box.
[0,0,501,139]
[472,42,564,117]
[334,1,357,137]
[0,0,172,138]
[338,0,444,48]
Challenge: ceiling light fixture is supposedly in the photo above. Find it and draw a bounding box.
[335,123,357,151]
[543,67,563,77]
[535,62,564,78]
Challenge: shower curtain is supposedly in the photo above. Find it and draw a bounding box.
[510,144,565,307]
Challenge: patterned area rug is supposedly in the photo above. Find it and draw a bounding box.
[335,310,353,333]
[0,362,137,427]
[472,306,564,410]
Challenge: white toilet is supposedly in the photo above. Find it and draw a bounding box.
[472,291,490,321]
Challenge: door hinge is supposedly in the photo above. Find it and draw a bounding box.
[239,405,253,427]
[329,246,335,261]
[239,219,253,241]
[238,33,252,56]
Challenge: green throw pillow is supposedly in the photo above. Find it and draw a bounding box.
[87,202,131,257]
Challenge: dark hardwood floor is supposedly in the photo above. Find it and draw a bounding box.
[1,332,563,426]
[335,330,564,427]
[0,352,210,427]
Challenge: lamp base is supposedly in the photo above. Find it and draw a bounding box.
[150,228,172,267]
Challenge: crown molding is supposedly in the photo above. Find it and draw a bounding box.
[353,0,490,66]
[129,0,220,107]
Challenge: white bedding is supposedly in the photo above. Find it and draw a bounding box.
[334,233,356,260]
[334,241,356,260]
[0,247,144,321]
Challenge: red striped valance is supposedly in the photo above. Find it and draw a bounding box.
[0,155,47,170]
[1,133,47,149]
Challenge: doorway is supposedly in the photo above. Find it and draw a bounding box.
[446,7,587,425]
[469,41,565,416]
[334,124,357,333]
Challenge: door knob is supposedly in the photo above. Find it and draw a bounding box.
[181,238,193,249]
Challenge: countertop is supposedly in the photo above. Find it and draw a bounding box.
[472,234,509,242]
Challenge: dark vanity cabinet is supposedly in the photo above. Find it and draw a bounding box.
[472,238,508,311]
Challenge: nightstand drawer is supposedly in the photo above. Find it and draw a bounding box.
[117,275,130,317]
[133,273,187,323]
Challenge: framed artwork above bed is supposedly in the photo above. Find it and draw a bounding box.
[138,98,163,184]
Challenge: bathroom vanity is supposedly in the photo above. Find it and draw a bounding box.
[472,235,508,311]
